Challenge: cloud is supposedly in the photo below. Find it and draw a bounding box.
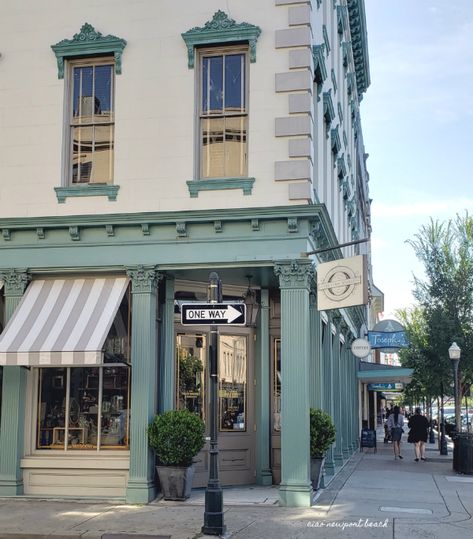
[371,199,473,219]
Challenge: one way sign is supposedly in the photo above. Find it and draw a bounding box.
[181,303,246,326]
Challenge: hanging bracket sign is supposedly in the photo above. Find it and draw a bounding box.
[181,303,246,325]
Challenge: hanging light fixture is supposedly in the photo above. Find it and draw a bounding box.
[242,275,259,327]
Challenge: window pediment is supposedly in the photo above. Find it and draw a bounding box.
[182,10,261,68]
[51,23,127,79]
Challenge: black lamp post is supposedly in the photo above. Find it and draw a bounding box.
[440,382,448,455]
[449,342,461,435]
[202,272,226,536]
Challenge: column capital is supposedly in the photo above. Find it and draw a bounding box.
[126,265,162,294]
[0,269,31,297]
[274,259,314,290]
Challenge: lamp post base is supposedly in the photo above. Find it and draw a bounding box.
[440,432,448,455]
[202,487,226,536]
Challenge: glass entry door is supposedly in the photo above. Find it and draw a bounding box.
[176,329,255,487]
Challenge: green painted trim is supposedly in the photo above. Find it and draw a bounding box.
[181,10,261,69]
[337,103,344,123]
[161,277,175,412]
[255,289,272,486]
[323,91,335,125]
[347,0,370,94]
[357,367,414,380]
[51,23,127,79]
[331,69,337,94]
[331,127,341,155]
[322,25,331,54]
[54,185,120,203]
[186,177,255,197]
[342,41,352,68]
[312,45,327,84]
[337,155,347,179]
[337,5,348,35]
[347,72,356,96]
[0,204,323,230]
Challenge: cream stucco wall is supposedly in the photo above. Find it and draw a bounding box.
[0,0,292,218]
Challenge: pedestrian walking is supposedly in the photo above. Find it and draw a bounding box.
[408,407,429,461]
[386,405,405,459]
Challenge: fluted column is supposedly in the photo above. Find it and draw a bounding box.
[341,332,351,458]
[353,356,360,450]
[125,265,161,503]
[309,284,321,409]
[331,315,343,466]
[161,276,175,412]
[275,260,313,507]
[0,269,30,495]
[255,289,272,485]
[323,312,335,476]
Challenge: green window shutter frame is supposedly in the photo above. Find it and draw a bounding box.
[181,10,261,69]
[51,23,127,79]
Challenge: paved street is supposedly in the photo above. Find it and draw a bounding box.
[0,431,471,538]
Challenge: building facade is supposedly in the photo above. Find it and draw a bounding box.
[0,0,377,507]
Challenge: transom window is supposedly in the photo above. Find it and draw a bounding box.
[68,59,115,185]
[199,48,248,179]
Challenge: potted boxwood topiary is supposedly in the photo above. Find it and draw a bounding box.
[310,408,336,490]
[148,409,205,500]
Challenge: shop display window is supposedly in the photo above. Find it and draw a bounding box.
[219,335,247,432]
[273,338,281,432]
[37,365,130,450]
[176,334,205,420]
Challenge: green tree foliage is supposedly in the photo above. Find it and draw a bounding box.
[401,214,473,401]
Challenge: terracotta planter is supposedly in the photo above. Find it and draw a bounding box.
[310,456,325,490]
[156,464,195,500]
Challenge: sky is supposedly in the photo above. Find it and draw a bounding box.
[361,1,473,319]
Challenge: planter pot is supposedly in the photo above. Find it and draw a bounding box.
[310,457,325,490]
[156,464,195,500]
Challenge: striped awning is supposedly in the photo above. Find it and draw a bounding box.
[0,276,129,366]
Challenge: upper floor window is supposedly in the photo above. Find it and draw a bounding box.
[199,48,248,179]
[69,59,115,185]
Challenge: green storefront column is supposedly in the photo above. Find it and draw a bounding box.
[255,289,272,486]
[275,260,313,507]
[309,286,322,409]
[125,265,160,504]
[331,318,343,466]
[161,276,175,412]
[0,269,30,496]
[313,298,323,410]
[352,356,360,450]
[323,313,335,476]
[341,340,351,458]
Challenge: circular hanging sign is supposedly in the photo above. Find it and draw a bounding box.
[351,338,372,358]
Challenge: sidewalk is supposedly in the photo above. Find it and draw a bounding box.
[0,431,471,539]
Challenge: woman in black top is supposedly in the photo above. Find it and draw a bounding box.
[408,407,429,461]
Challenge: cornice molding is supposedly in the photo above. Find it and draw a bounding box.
[347,0,370,95]
[181,10,261,68]
[51,23,127,79]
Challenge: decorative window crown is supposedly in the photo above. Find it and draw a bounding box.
[182,10,261,69]
[51,23,127,79]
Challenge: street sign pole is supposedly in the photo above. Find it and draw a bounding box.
[202,272,226,536]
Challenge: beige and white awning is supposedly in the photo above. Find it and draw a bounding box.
[0,276,129,366]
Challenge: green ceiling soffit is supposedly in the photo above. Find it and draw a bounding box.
[181,10,261,68]
[51,23,127,79]
[347,0,370,95]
